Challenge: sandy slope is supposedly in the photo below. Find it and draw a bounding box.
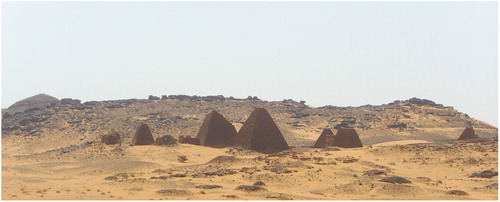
[2,139,497,200]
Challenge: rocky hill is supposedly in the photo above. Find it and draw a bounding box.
[1,94,497,155]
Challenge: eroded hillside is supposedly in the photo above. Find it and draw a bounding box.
[1,95,497,155]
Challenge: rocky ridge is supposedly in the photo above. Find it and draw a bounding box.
[1,94,497,155]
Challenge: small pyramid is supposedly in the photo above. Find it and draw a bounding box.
[313,129,335,148]
[196,110,237,148]
[131,123,154,145]
[458,126,479,140]
[331,128,363,148]
[234,108,289,152]
[155,135,178,146]
[101,132,121,145]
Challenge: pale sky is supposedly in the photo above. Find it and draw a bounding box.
[2,2,498,126]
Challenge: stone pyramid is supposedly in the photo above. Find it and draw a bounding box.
[196,110,237,148]
[131,123,154,145]
[234,108,289,152]
[101,132,121,145]
[313,128,335,148]
[458,126,479,140]
[331,128,363,148]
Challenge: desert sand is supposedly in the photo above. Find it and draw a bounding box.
[2,138,497,200]
[2,95,498,200]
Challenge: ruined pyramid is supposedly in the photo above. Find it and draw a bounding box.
[313,128,335,148]
[331,128,363,148]
[458,126,479,140]
[101,132,121,145]
[131,123,154,145]
[196,110,237,148]
[179,135,201,145]
[234,108,289,152]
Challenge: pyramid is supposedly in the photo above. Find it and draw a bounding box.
[155,135,178,146]
[313,129,335,148]
[101,132,121,145]
[234,108,289,152]
[131,123,154,145]
[331,128,363,148]
[196,110,237,148]
[458,126,479,140]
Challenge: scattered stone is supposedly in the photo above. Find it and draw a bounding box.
[335,156,359,163]
[415,177,432,182]
[222,195,238,199]
[469,170,498,178]
[206,156,239,164]
[169,173,186,178]
[129,187,143,191]
[148,95,160,100]
[235,185,267,192]
[290,113,310,119]
[61,98,81,105]
[446,190,469,196]
[387,122,407,129]
[156,189,191,195]
[379,176,411,184]
[104,176,118,181]
[484,183,498,189]
[253,181,266,186]
[195,185,223,189]
[363,169,386,176]
[266,193,293,200]
[203,169,237,176]
[67,120,82,124]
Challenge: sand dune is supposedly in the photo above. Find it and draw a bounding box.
[2,139,497,200]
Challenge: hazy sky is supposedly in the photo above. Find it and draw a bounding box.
[2,2,498,126]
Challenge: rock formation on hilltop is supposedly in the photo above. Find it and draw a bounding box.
[1,94,497,155]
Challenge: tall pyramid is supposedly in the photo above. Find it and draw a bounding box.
[234,108,289,152]
[196,110,237,148]
[131,123,154,145]
[313,128,335,148]
[331,128,363,148]
[458,126,479,140]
